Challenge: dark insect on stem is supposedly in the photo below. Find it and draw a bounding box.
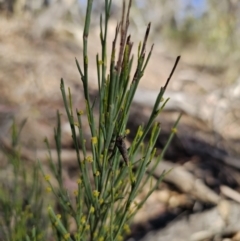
[115,135,129,166]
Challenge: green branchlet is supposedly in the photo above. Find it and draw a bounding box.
[0,121,47,241]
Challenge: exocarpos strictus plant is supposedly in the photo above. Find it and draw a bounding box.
[40,0,181,240]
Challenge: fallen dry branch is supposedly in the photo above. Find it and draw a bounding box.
[149,161,220,205]
[134,87,240,141]
[131,89,240,171]
[140,200,240,241]
[220,185,240,204]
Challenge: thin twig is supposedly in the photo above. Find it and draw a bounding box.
[116,0,132,74]
[163,55,181,90]
[140,22,151,57]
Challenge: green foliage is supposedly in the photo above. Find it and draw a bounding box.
[163,1,240,58]
[0,121,48,241]
[40,1,181,241]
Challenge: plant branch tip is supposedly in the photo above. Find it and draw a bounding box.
[163,55,181,90]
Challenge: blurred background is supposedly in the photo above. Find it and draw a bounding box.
[0,0,240,143]
[1,0,240,240]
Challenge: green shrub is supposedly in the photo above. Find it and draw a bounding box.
[39,1,181,241]
[0,121,48,241]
